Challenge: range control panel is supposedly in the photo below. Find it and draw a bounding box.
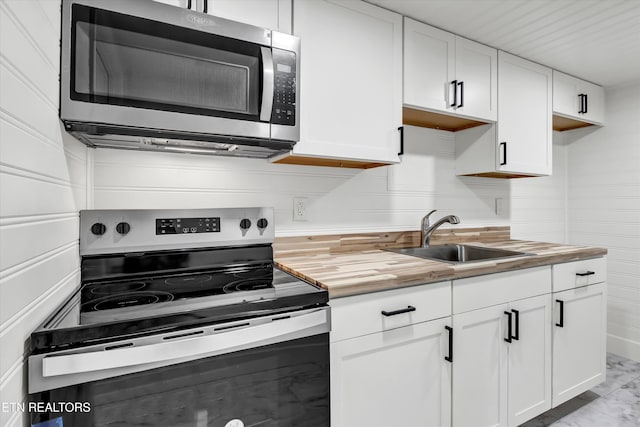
[156,217,220,235]
[79,208,274,256]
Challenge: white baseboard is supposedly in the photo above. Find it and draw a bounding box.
[607,333,640,362]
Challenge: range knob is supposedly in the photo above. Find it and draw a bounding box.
[240,218,252,230]
[257,218,269,229]
[116,222,131,235]
[90,223,106,236]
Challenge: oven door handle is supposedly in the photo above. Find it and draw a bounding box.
[260,46,274,122]
[34,308,329,392]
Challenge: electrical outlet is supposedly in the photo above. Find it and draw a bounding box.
[293,197,308,221]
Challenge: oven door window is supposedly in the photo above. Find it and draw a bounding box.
[29,334,329,427]
[71,4,262,121]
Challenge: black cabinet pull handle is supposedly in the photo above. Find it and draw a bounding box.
[458,81,464,108]
[499,142,507,166]
[584,94,588,114]
[578,94,584,114]
[397,126,404,156]
[445,325,453,363]
[203,0,208,13]
[511,309,520,341]
[450,80,458,107]
[556,299,564,327]
[504,311,513,343]
[576,271,595,277]
[381,305,416,317]
[187,0,192,9]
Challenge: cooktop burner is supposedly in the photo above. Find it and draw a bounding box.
[87,291,175,312]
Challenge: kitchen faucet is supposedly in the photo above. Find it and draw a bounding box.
[421,210,460,247]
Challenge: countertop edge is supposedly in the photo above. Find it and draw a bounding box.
[275,241,608,299]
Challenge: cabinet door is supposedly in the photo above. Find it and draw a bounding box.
[404,18,455,113]
[455,37,497,121]
[331,318,452,427]
[552,282,607,407]
[507,294,552,426]
[553,70,581,118]
[291,0,402,163]
[497,51,552,176]
[205,0,292,33]
[580,80,605,124]
[452,305,508,427]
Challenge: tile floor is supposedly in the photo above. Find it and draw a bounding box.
[522,353,640,427]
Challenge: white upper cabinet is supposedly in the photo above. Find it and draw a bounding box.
[553,70,604,129]
[455,52,552,178]
[154,0,292,33]
[404,18,497,123]
[272,0,403,168]
[497,51,553,176]
[205,0,292,33]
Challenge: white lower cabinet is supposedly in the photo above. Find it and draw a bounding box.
[331,318,452,427]
[452,294,552,427]
[552,282,607,407]
[329,281,452,427]
[329,260,606,426]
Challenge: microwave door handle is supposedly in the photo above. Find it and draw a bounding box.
[260,47,274,122]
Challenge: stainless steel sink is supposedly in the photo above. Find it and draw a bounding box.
[388,244,531,264]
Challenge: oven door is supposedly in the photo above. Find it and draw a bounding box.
[61,0,278,139]
[28,307,330,427]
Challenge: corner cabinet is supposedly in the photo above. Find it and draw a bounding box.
[330,282,452,427]
[271,0,403,168]
[455,52,553,178]
[404,18,497,123]
[551,258,607,407]
[553,70,604,131]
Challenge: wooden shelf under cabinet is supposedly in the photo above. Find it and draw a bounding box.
[271,154,389,169]
[552,114,599,131]
[403,107,490,132]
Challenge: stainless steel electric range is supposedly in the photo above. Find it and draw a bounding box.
[27,208,330,427]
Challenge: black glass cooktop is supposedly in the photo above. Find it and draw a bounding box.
[31,267,326,354]
[30,245,327,355]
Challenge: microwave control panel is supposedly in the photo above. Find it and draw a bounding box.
[271,48,296,126]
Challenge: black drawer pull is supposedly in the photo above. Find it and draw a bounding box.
[576,271,595,277]
[381,306,416,317]
[511,309,520,341]
[556,299,564,327]
[445,325,453,363]
[504,311,513,343]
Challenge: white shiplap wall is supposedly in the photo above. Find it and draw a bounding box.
[511,135,568,243]
[93,126,516,233]
[566,83,640,361]
[0,2,87,426]
[94,125,566,240]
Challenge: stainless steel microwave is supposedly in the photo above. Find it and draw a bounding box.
[60,0,300,158]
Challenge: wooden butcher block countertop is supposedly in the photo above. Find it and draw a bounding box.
[274,228,607,298]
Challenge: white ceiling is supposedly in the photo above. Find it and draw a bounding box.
[367,0,640,87]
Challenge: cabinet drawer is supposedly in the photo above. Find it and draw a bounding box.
[552,257,607,292]
[453,266,551,314]
[330,281,451,342]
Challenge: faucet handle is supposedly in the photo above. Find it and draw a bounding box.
[422,209,437,228]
